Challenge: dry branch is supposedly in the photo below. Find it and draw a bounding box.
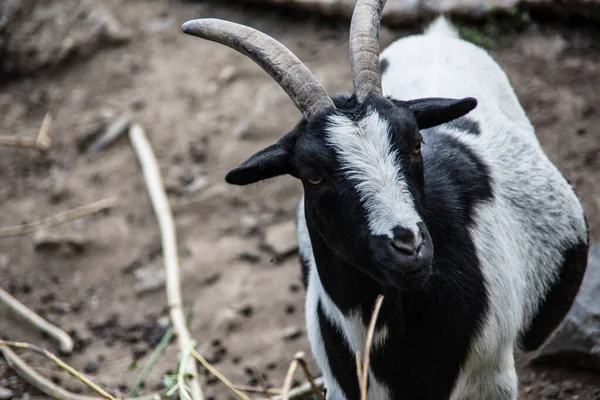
[0,198,117,237]
[89,114,130,153]
[0,287,73,353]
[356,294,384,400]
[0,341,116,400]
[271,377,325,400]
[128,123,203,400]
[0,344,163,400]
[0,113,52,151]
[279,352,324,400]
[190,348,251,400]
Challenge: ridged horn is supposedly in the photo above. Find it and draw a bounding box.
[349,0,386,102]
[182,19,335,119]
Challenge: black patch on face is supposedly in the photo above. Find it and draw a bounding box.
[317,300,360,400]
[520,240,589,351]
[380,57,389,75]
[445,116,481,135]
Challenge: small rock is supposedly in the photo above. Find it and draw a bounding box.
[285,304,296,315]
[240,215,259,236]
[238,304,254,318]
[263,221,298,259]
[83,361,99,374]
[134,264,166,295]
[282,325,302,341]
[532,243,600,372]
[0,253,10,269]
[215,308,243,333]
[543,385,560,399]
[201,272,221,286]
[0,387,14,400]
[76,120,106,152]
[217,66,238,83]
[33,230,87,255]
[238,251,261,264]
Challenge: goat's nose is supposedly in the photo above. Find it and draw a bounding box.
[391,226,422,254]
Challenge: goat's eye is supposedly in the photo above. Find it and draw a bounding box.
[308,176,322,185]
[413,141,422,155]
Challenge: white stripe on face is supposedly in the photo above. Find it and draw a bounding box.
[325,109,422,238]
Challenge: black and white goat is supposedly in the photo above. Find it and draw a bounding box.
[182,1,589,398]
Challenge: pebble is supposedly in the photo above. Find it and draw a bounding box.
[83,361,99,374]
[238,251,261,263]
[0,387,13,400]
[543,384,561,399]
[282,325,303,341]
[285,304,296,315]
[215,308,243,333]
[264,221,298,259]
[238,304,254,318]
[134,264,166,294]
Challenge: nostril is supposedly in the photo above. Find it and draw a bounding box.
[391,227,416,254]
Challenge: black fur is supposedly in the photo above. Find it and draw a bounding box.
[317,301,361,399]
[520,240,589,351]
[446,116,481,135]
[380,58,389,75]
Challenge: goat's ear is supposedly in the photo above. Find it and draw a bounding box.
[401,97,477,130]
[225,143,291,185]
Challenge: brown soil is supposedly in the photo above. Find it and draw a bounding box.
[1,1,599,399]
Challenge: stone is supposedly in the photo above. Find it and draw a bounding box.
[32,230,87,255]
[532,243,600,372]
[263,221,298,258]
[134,263,166,295]
[0,387,13,400]
[282,325,303,341]
[214,308,243,333]
[0,0,131,77]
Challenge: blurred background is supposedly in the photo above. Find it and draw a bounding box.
[0,0,599,399]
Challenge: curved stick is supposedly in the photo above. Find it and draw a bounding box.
[128,123,203,400]
[0,287,74,353]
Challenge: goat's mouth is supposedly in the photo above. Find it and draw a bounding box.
[369,229,434,289]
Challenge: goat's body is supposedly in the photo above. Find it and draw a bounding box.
[298,18,588,400]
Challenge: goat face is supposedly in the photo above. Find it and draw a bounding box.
[225,93,476,290]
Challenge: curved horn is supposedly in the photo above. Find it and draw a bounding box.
[182,19,334,119]
[349,0,386,102]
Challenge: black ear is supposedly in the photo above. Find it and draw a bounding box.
[225,143,291,185]
[402,97,477,130]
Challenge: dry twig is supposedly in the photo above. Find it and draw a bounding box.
[0,198,117,238]
[0,113,52,151]
[0,287,73,353]
[0,344,163,400]
[271,377,325,400]
[88,114,130,153]
[356,294,384,400]
[189,348,251,400]
[279,352,324,400]
[128,123,203,400]
[0,341,116,400]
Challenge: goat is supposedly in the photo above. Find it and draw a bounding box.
[182,1,589,398]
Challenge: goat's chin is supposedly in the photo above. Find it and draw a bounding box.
[380,265,433,291]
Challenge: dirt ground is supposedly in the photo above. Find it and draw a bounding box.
[1,1,599,399]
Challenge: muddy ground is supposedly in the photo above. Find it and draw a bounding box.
[1,1,599,399]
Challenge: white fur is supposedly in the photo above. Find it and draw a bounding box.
[299,17,587,400]
[424,15,459,38]
[325,111,422,241]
